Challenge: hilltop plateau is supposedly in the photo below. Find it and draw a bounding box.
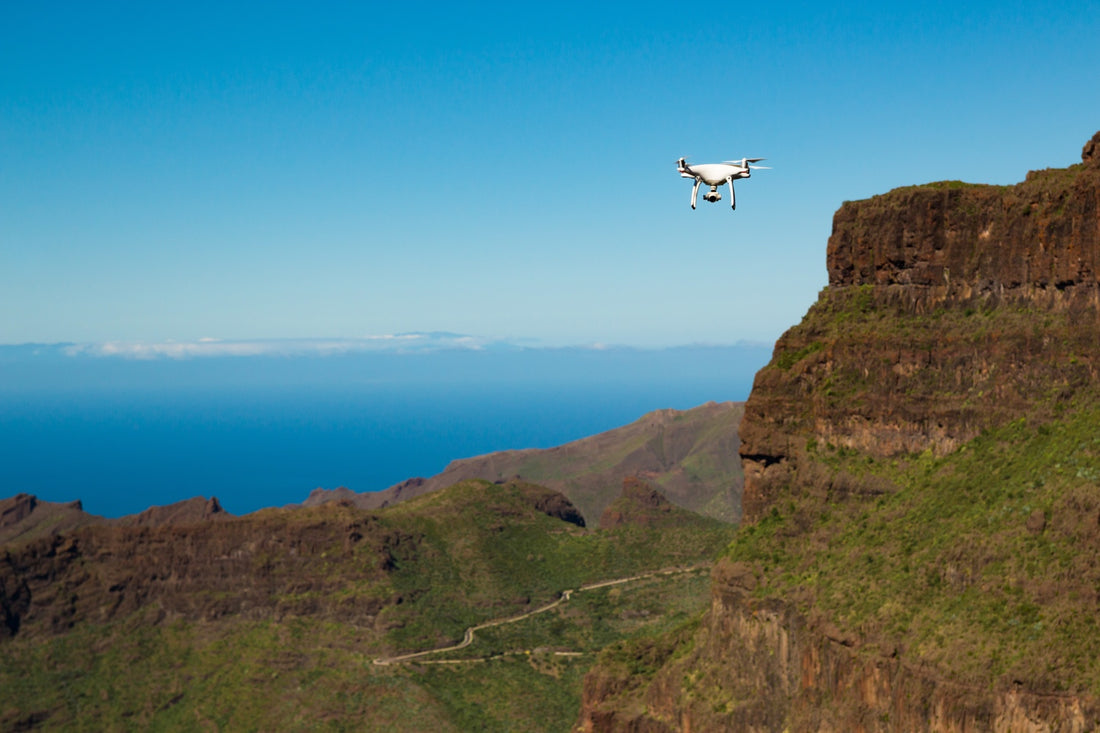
[578,132,1100,731]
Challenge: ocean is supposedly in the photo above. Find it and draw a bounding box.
[0,344,769,517]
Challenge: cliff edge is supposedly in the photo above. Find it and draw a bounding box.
[743,130,1100,521]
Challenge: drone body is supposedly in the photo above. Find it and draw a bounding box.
[677,157,769,210]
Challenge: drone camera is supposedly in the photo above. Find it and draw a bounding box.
[702,188,722,203]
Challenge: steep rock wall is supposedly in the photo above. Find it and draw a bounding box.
[742,132,1100,522]
[0,506,402,639]
[578,560,1097,732]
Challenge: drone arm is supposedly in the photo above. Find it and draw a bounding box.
[690,178,701,210]
[727,178,736,210]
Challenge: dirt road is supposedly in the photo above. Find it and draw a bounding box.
[372,564,707,666]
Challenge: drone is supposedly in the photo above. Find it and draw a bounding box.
[677,157,769,210]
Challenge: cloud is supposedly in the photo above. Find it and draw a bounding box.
[61,333,500,360]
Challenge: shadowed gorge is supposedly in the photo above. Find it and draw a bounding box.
[577,132,1100,731]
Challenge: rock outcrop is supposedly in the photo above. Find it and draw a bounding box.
[113,495,228,527]
[0,481,588,644]
[579,559,1098,732]
[0,493,99,546]
[578,133,1100,731]
[0,493,231,548]
[599,477,677,528]
[742,134,1100,522]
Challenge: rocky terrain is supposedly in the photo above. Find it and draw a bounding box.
[304,400,744,525]
[0,493,100,546]
[577,132,1100,731]
[0,491,231,550]
[0,480,596,643]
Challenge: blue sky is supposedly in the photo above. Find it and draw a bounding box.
[4,1,1099,348]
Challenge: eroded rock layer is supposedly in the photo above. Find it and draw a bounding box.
[743,132,1100,522]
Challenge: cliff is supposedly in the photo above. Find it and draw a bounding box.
[0,481,593,643]
[578,132,1100,731]
[742,131,1100,521]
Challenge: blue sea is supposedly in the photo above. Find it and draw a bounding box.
[0,344,769,518]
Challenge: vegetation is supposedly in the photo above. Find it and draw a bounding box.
[377,480,730,652]
[729,398,1100,696]
[0,479,731,731]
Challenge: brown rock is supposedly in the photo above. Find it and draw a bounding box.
[742,131,1100,522]
[0,494,99,547]
[598,477,675,528]
[115,496,229,528]
[0,495,37,529]
[1084,130,1100,165]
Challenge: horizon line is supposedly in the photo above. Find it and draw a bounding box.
[0,335,774,360]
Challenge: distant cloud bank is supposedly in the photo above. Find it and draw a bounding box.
[60,333,499,360]
[2,335,772,362]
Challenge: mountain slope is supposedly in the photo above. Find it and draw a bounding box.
[0,478,732,731]
[307,401,744,526]
[578,132,1100,731]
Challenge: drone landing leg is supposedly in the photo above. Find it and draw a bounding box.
[728,179,736,210]
[690,179,700,210]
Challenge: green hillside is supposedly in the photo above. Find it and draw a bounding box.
[731,397,1100,694]
[0,479,732,731]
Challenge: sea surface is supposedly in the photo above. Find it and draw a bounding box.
[0,345,768,517]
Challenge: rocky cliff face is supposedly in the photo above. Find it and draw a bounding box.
[742,131,1100,522]
[580,558,1097,732]
[0,502,398,640]
[578,132,1100,731]
[0,481,591,644]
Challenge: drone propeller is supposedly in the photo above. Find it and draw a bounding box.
[723,157,766,166]
[749,165,771,170]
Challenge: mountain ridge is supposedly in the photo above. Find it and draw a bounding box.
[303,400,744,526]
[1,401,743,545]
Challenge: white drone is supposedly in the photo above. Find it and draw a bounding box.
[677,157,769,210]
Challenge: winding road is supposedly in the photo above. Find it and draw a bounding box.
[372,564,707,666]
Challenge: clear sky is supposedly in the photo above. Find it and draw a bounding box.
[4,1,1099,348]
